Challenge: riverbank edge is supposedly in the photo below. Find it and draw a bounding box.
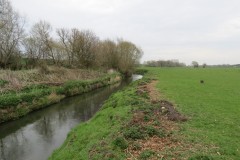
[48,73,153,160]
[0,73,122,124]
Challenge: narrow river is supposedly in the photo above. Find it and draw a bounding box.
[0,75,143,160]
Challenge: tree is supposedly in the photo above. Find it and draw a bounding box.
[23,37,44,67]
[97,39,118,69]
[56,28,73,66]
[203,63,207,68]
[144,60,186,67]
[57,29,99,68]
[31,20,54,60]
[75,30,99,68]
[117,39,143,76]
[192,61,199,68]
[0,0,25,69]
[23,20,61,66]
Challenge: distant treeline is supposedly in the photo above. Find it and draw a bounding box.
[207,64,240,68]
[144,60,186,67]
[0,0,143,75]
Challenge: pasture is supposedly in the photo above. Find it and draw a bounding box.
[146,67,240,159]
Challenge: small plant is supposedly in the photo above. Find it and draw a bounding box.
[113,137,128,150]
[145,125,165,138]
[139,150,155,160]
[22,84,48,93]
[153,119,161,126]
[145,125,159,137]
[132,142,142,151]
[144,115,151,122]
[134,69,148,75]
[0,79,8,87]
[188,155,213,160]
[0,94,21,108]
[124,125,146,140]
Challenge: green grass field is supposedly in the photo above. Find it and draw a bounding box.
[145,67,240,159]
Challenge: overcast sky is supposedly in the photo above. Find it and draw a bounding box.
[11,0,240,65]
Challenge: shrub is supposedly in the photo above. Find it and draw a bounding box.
[55,87,65,95]
[139,150,155,160]
[145,126,159,137]
[132,142,142,151]
[144,115,151,122]
[38,62,50,74]
[113,137,128,150]
[0,89,52,109]
[20,90,50,102]
[124,125,146,140]
[0,79,9,87]
[189,155,213,160]
[134,69,148,75]
[145,125,165,137]
[20,92,39,102]
[0,94,21,108]
[21,84,49,93]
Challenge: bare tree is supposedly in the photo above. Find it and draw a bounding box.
[0,0,25,69]
[192,61,199,68]
[50,41,66,65]
[56,28,73,66]
[31,21,54,59]
[23,37,44,67]
[203,63,207,68]
[57,29,99,68]
[144,60,186,67]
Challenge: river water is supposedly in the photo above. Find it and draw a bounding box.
[0,75,142,160]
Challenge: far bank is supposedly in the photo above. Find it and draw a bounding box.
[0,67,122,124]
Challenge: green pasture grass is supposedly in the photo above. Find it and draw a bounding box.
[144,67,240,159]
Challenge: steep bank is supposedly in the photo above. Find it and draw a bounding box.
[0,68,121,123]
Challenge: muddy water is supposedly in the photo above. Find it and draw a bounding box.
[0,75,142,160]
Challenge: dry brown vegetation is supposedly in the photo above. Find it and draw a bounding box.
[0,66,105,93]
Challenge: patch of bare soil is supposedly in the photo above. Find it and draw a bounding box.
[126,81,191,159]
[137,80,187,122]
[160,100,188,122]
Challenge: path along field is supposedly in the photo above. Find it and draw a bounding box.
[146,67,240,159]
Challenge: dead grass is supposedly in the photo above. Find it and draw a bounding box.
[0,67,105,93]
[47,92,65,103]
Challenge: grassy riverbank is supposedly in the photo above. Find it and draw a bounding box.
[50,67,240,160]
[0,67,121,123]
[49,77,155,160]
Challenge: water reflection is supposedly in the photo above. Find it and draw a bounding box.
[0,75,142,160]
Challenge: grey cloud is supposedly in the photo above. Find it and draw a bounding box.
[11,0,240,65]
